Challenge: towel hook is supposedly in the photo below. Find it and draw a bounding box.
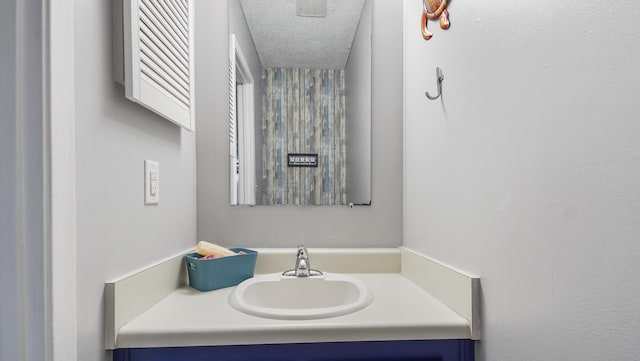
[425,67,444,100]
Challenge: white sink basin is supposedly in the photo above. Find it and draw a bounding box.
[229,273,374,320]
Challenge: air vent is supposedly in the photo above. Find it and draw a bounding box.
[296,0,327,17]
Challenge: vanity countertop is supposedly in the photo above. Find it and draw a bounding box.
[116,273,470,348]
[106,248,480,350]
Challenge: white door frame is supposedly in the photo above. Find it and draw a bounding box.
[49,0,78,360]
[229,35,256,205]
[2,0,77,360]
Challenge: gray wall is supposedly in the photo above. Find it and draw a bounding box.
[73,1,197,360]
[345,0,372,205]
[0,2,20,357]
[197,0,403,247]
[403,0,640,360]
[1,1,48,360]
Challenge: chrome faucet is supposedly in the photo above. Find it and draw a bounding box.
[282,245,323,277]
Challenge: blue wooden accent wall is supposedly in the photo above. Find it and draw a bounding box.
[261,68,346,205]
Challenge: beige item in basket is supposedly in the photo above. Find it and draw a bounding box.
[195,241,237,258]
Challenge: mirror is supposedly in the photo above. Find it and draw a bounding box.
[229,0,371,206]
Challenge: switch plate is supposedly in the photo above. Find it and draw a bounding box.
[144,160,159,205]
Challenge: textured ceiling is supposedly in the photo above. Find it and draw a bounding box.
[239,0,366,69]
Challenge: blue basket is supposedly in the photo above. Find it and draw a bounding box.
[184,248,258,291]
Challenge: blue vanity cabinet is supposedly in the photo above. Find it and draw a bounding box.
[113,339,474,361]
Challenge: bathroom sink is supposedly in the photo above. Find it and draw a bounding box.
[228,273,374,320]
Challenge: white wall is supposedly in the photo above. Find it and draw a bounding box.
[73,1,197,360]
[197,0,403,248]
[403,1,640,360]
[345,0,373,205]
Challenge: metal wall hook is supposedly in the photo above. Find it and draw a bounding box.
[425,67,444,100]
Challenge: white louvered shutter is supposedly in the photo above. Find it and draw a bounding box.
[123,0,195,131]
[229,35,237,157]
[229,35,239,204]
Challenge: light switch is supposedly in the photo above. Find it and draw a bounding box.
[144,160,159,205]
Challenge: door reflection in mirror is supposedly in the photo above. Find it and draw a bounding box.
[230,35,256,205]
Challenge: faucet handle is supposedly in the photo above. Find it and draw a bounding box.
[281,245,323,277]
[294,245,310,277]
[297,245,308,259]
